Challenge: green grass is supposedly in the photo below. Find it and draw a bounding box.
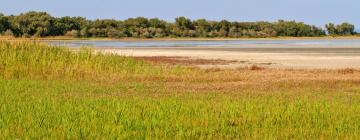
[0,41,190,80]
[1,40,360,139]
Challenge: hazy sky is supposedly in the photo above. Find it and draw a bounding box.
[1,0,359,28]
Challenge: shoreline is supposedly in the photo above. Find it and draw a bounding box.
[2,36,360,41]
[97,46,360,70]
[2,37,360,69]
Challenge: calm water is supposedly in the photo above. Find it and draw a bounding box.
[45,39,360,48]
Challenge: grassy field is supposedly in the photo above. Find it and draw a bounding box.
[1,40,360,139]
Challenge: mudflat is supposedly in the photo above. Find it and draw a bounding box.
[98,45,360,69]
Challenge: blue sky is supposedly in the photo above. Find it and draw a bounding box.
[1,0,359,28]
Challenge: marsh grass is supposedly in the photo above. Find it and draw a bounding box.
[1,40,360,139]
[0,40,192,81]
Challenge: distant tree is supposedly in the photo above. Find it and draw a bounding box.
[34,27,47,37]
[149,18,167,29]
[148,18,168,37]
[65,30,80,37]
[173,17,195,37]
[326,23,355,36]
[217,20,231,37]
[275,20,324,37]
[0,11,354,38]
[336,23,355,35]
[3,29,14,36]
[175,17,193,30]
[275,20,297,36]
[10,11,56,37]
[153,28,166,38]
[0,13,10,34]
[122,17,151,37]
[325,23,337,36]
[193,19,211,37]
[124,17,149,28]
[54,16,87,35]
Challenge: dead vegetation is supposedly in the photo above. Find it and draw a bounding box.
[338,68,356,74]
[134,56,239,66]
[248,64,265,70]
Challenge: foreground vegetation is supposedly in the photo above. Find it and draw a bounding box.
[0,11,357,39]
[1,41,360,139]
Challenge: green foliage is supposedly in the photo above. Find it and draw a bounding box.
[0,11,340,38]
[325,23,337,36]
[336,23,355,35]
[54,16,88,35]
[0,41,183,80]
[8,11,56,37]
[174,17,195,37]
[275,20,325,37]
[326,22,355,36]
[0,13,10,34]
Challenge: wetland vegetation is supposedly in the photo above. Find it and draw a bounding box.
[1,40,360,139]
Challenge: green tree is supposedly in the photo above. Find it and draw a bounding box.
[216,20,231,37]
[275,20,324,37]
[149,18,167,29]
[54,16,87,35]
[0,11,352,38]
[175,17,193,30]
[173,17,195,37]
[193,19,211,37]
[0,13,10,34]
[326,23,355,36]
[325,23,337,36]
[10,11,56,37]
[336,23,355,35]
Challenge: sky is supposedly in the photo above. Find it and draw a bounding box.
[0,0,359,29]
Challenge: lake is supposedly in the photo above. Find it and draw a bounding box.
[45,39,360,48]
[43,39,360,69]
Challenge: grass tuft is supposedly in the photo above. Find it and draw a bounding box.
[338,68,356,74]
[248,64,265,70]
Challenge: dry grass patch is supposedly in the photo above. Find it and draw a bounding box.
[134,56,239,66]
[338,68,357,74]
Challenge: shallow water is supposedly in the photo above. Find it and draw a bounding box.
[45,39,360,48]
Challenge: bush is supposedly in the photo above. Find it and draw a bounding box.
[65,30,80,37]
[2,29,13,36]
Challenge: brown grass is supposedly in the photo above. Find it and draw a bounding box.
[134,56,238,66]
[338,68,356,74]
[151,67,360,93]
[248,64,265,70]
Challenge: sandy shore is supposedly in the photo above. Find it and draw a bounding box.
[97,45,360,69]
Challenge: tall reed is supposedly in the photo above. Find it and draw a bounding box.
[0,40,188,81]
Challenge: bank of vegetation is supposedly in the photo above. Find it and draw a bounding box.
[1,40,360,139]
[0,11,357,39]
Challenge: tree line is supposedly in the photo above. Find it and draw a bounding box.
[0,11,357,38]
